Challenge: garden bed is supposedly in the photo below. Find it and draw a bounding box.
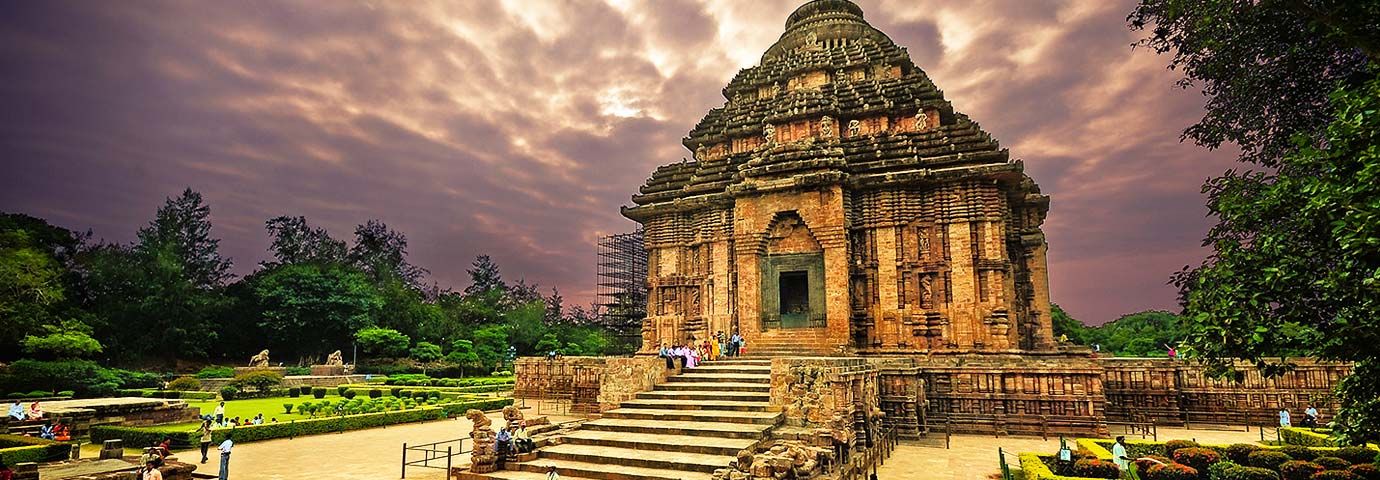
[0,434,73,465]
[1021,438,1380,480]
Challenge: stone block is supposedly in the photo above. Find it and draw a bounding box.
[309,365,347,376]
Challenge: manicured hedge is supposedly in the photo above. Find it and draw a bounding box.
[116,389,217,401]
[1020,453,1101,480]
[0,434,73,465]
[1284,428,1339,447]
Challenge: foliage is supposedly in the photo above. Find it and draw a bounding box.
[355,327,410,357]
[1284,446,1323,461]
[1283,461,1328,480]
[410,342,442,363]
[255,263,383,357]
[220,386,239,401]
[230,370,283,392]
[348,220,426,286]
[1072,459,1121,479]
[1348,465,1379,480]
[1334,448,1380,466]
[167,376,201,391]
[0,434,74,465]
[135,188,233,289]
[1210,461,1241,480]
[368,389,381,399]
[464,255,505,296]
[20,320,102,359]
[0,213,82,360]
[312,388,326,399]
[1228,445,1266,464]
[1228,467,1285,480]
[195,366,234,379]
[1147,463,1200,480]
[1250,451,1296,471]
[1139,455,1174,473]
[1166,440,1203,457]
[283,403,294,414]
[1316,458,1354,470]
[1283,429,1338,448]
[0,359,120,397]
[1310,471,1359,480]
[1175,447,1224,473]
[263,216,346,266]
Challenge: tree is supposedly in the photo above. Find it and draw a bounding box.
[21,320,103,359]
[354,327,410,357]
[348,220,425,285]
[409,341,443,363]
[1172,77,1380,443]
[254,263,382,358]
[136,188,233,288]
[1050,304,1088,345]
[464,255,505,296]
[78,242,226,360]
[263,216,346,266]
[0,213,83,358]
[533,333,562,355]
[445,339,480,376]
[471,324,507,372]
[1129,0,1377,168]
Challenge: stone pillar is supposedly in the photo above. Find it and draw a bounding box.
[875,226,900,347]
[945,221,975,348]
[1028,237,1055,350]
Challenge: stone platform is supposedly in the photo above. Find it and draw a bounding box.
[39,397,200,435]
[198,374,367,391]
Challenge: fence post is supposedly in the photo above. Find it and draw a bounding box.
[446,446,452,480]
[401,443,408,479]
[999,448,1011,480]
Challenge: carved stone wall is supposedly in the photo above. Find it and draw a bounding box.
[513,356,667,414]
[1102,358,1352,426]
[769,357,882,449]
[906,354,1108,437]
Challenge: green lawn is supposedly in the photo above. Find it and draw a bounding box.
[185,395,346,425]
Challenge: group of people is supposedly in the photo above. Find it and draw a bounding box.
[658,331,746,369]
[493,421,536,469]
[1279,404,1322,428]
[6,400,43,421]
[208,401,273,428]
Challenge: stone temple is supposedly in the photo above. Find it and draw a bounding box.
[504,2,1351,478]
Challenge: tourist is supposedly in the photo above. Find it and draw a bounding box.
[141,457,164,480]
[269,418,277,423]
[158,436,173,458]
[7,401,25,421]
[38,421,55,440]
[514,422,535,453]
[1304,404,1319,427]
[1112,436,1131,471]
[1164,344,1177,359]
[195,419,214,463]
[1279,408,1291,427]
[217,432,234,480]
[495,426,513,469]
[0,459,12,480]
[659,342,675,369]
[27,402,43,420]
[688,345,702,368]
[53,420,70,441]
[730,331,743,357]
[546,466,560,480]
[213,401,225,426]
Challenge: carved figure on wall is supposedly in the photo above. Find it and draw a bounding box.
[850,277,866,309]
[325,350,344,366]
[501,405,524,429]
[915,110,929,130]
[763,123,776,144]
[248,350,270,367]
[820,116,835,139]
[847,119,861,137]
[769,82,781,98]
[834,68,846,83]
[695,144,706,160]
[690,287,702,315]
[805,31,818,49]
[920,275,934,308]
[662,288,679,316]
[918,231,930,259]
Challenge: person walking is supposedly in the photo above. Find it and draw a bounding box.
[212,401,225,426]
[1279,408,1291,427]
[217,433,234,480]
[1112,436,1131,472]
[194,419,213,464]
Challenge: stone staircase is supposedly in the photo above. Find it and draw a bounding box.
[485,359,778,480]
[743,331,837,357]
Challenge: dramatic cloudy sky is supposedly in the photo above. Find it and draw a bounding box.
[0,0,1239,325]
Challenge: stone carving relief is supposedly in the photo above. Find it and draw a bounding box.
[920,275,934,309]
[763,123,777,145]
[466,409,498,473]
[662,288,679,316]
[769,82,781,98]
[847,119,861,137]
[690,287,702,316]
[918,229,931,259]
[820,116,835,139]
[695,144,707,161]
[502,405,524,429]
[915,110,929,130]
[712,442,832,480]
[248,350,270,367]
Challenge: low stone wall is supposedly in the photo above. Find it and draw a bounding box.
[45,397,200,430]
[198,374,368,391]
[1101,358,1351,426]
[514,356,667,414]
[769,357,881,449]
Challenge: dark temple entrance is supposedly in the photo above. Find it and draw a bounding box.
[779,271,810,327]
[760,253,825,329]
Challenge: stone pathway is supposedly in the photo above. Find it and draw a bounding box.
[875,426,1267,480]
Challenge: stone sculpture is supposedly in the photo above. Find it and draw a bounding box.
[466,409,497,473]
[248,350,270,367]
[763,123,776,144]
[501,405,524,429]
[920,275,933,308]
[915,110,929,130]
[820,116,834,138]
[325,350,344,366]
[847,119,861,137]
[714,441,830,480]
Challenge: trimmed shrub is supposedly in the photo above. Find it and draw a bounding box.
[312,388,327,399]
[1316,458,1353,470]
[343,390,357,399]
[167,376,201,391]
[0,434,75,464]
[1166,440,1203,457]
[219,385,239,401]
[411,391,429,400]
[91,407,444,446]
[285,366,310,376]
[369,389,382,399]
[1228,445,1265,464]
[288,388,300,398]
[1310,472,1359,480]
[1148,463,1200,480]
[282,403,294,414]
[56,390,74,397]
[1334,449,1380,466]
[427,391,441,400]
[299,385,312,395]
[195,366,235,379]
[1251,451,1295,471]
[390,387,403,397]
[1230,467,1285,480]
[1137,455,1174,472]
[1284,446,1321,461]
[1282,461,1327,480]
[1209,461,1240,480]
[1347,465,1379,480]
[230,370,284,392]
[1073,458,1121,479]
[1176,447,1224,473]
[337,386,349,396]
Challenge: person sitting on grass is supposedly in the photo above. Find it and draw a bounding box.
[7,401,25,421]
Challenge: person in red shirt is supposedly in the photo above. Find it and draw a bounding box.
[1,459,15,480]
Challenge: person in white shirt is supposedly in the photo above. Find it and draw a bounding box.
[212,402,225,425]
[1111,436,1130,471]
[217,433,234,480]
[1279,408,1292,427]
[141,458,164,480]
[546,466,560,480]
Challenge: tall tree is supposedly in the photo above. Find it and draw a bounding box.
[263,216,346,266]
[464,255,505,296]
[136,188,233,288]
[252,263,382,358]
[348,220,425,285]
[0,213,85,359]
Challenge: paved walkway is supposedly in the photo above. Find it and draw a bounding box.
[876,426,1266,480]
[171,409,577,480]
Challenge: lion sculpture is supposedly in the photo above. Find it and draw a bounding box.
[325,350,344,366]
[248,350,270,367]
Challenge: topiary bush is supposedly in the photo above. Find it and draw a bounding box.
[288,388,300,398]
[369,389,381,399]
[1282,461,1327,480]
[1316,458,1353,470]
[282,403,294,414]
[167,376,201,391]
[427,391,440,399]
[1251,451,1296,471]
[312,387,326,399]
[1228,445,1265,464]
[1138,455,1174,473]
[390,387,403,397]
[1209,461,1241,480]
[1346,465,1379,480]
[1147,463,1200,480]
[219,385,239,400]
[1166,440,1202,457]
[1073,459,1121,479]
[1176,447,1224,473]
[1310,471,1359,480]
[230,370,284,392]
[343,390,357,399]
[195,366,234,379]
[1334,448,1380,466]
[1283,446,1321,462]
[412,391,429,400]
[1230,466,1285,480]
[337,386,349,396]
[299,385,312,395]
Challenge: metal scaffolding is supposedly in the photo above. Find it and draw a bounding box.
[596,229,647,337]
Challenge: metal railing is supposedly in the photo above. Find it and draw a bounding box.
[1260,424,1282,444]
[837,427,898,480]
[998,447,1022,480]
[401,437,470,479]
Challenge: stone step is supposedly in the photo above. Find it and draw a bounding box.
[636,390,770,402]
[706,359,772,366]
[560,430,758,456]
[667,373,771,384]
[620,399,771,412]
[602,408,782,425]
[654,382,770,393]
[690,364,773,374]
[581,418,772,439]
[537,444,733,473]
[508,458,712,480]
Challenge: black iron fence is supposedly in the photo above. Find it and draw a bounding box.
[401,437,470,479]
